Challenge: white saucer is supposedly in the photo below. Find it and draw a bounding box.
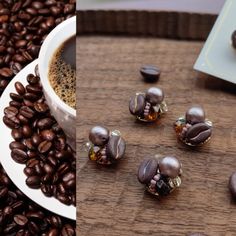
[0,59,76,220]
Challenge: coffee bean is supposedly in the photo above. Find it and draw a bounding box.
[229,172,236,198]
[34,102,49,113]
[27,74,39,84]
[140,65,161,82]
[19,106,35,119]
[159,156,181,178]
[26,84,42,95]
[28,220,40,234]
[3,115,20,129]
[0,187,8,199]
[137,159,158,184]
[61,224,75,236]
[4,106,18,118]
[10,93,23,102]
[185,106,205,125]
[17,113,29,124]
[38,141,52,153]
[11,149,28,164]
[15,82,26,95]
[11,128,23,141]
[41,130,55,141]
[15,40,28,48]
[185,123,212,145]
[47,228,59,236]
[145,87,164,106]
[9,100,21,108]
[11,2,22,13]
[57,194,71,205]
[23,99,34,108]
[14,214,28,226]
[24,167,35,176]
[89,126,110,146]
[106,135,126,162]
[37,118,55,130]
[62,172,75,189]
[22,125,32,138]
[57,163,70,177]
[41,184,53,197]
[26,176,41,189]
[24,92,39,101]
[50,6,62,16]
[31,133,42,147]
[10,62,22,75]
[129,94,146,116]
[10,141,26,151]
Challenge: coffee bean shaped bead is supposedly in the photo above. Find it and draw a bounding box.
[137,159,158,184]
[106,135,126,162]
[140,65,161,82]
[89,126,109,146]
[185,105,205,125]
[229,172,236,198]
[185,123,212,145]
[159,156,181,178]
[145,87,164,106]
[129,94,146,116]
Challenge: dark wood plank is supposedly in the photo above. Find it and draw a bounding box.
[77,10,217,40]
[76,36,236,236]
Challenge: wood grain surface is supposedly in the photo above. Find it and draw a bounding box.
[76,36,236,236]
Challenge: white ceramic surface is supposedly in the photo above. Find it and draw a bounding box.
[0,59,76,220]
[39,16,76,150]
[194,0,236,84]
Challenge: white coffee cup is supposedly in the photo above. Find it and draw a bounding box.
[38,16,76,150]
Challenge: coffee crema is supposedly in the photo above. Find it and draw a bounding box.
[49,35,76,109]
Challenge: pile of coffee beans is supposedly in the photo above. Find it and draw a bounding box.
[0,0,75,95]
[3,65,76,206]
[0,163,75,235]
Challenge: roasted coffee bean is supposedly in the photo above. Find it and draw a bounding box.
[31,133,42,147]
[159,156,181,178]
[229,172,236,198]
[11,149,28,164]
[43,164,54,175]
[185,123,212,145]
[19,106,35,119]
[232,30,236,49]
[27,74,39,84]
[54,137,66,150]
[11,128,23,141]
[26,176,41,189]
[38,141,52,153]
[26,158,39,168]
[22,125,32,138]
[26,84,42,94]
[28,220,40,234]
[41,130,56,141]
[23,99,34,108]
[137,159,158,184]
[41,184,53,197]
[61,224,75,236]
[24,92,39,101]
[47,228,59,236]
[26,210,44,220]
[145,87,164,105]
[17,113,29,124]
[57,194,71,205]
[140,65,161,82]
[106,135,126,162]
[0,187,8,199]
[27,150,38,159]
[34,102,49,113]
[89,126,109,146]
[9,100,21,108]
[185,106,205,125]
[3,115,20,129]
[57,163,70,177]
[4,106,18,118]
[62,172,75,189]
[10,141,26,151]
[129,94,146,116]
[37,118,55,130]
[24,167,35,176]
[55,150,73,161]
[15,81,26,95]
[10,93,23,102]
[24,139,35,150]
[14,214,28,226]
[0,67,13,77]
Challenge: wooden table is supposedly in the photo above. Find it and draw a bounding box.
[76,12,236,236]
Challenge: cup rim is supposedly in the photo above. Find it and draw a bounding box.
[38,16,76,117]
